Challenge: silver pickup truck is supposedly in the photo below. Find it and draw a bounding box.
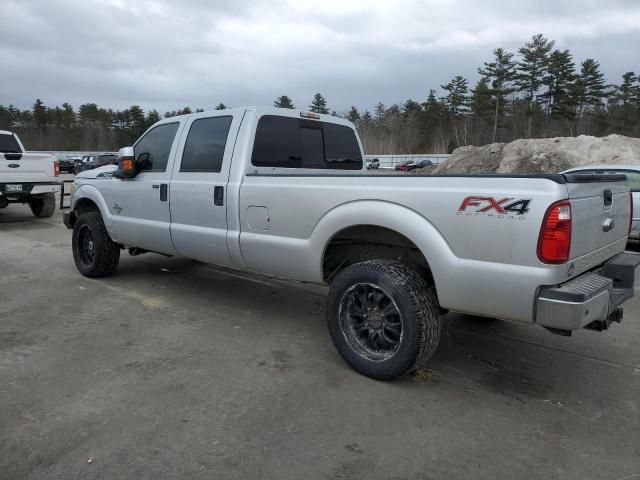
[64,107,640,380]
[1,130,60,217]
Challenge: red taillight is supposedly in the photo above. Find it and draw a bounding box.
[54,160,60,177]
[538,200,572,264]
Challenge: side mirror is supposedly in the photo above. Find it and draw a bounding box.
[114,147,136,179]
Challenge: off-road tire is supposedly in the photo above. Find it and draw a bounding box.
[327,259,441,380]
[29,193,56,218]
[72,211,120,277]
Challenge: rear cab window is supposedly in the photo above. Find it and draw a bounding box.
[0,134,22,153]
[251,116,362,170]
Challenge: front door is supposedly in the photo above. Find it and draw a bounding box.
[106,121,182,255]
[169,112,239,266]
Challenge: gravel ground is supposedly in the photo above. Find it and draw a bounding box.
[1,203,639,480]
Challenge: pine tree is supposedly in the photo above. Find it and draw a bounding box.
[478,48,516,142]
[7,105,19,128]
[470,78,494,144]
[145,109,161,128]
[346,106,360,123]
[572,59,606,133]
[0,106,10,130]
[60,103,76,129]
[402,100,422,115]
[441,75,469,115]
[274,96,295,109]
[32,99,48,129]
[516,34,555,136]
[309,93,329,114]
[543,49,576,123]
[613,72,638,135]
[374,102,386,126]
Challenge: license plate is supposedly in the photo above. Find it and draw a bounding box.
[5,184,22,192]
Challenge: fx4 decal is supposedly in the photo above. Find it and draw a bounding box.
[458,196,531,217]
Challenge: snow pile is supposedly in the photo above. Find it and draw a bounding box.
[427,135,640,174]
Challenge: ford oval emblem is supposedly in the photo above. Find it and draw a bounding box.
[8,163,20,168]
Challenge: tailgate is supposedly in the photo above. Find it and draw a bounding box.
[0,153,56,183]
[564,173,631,261]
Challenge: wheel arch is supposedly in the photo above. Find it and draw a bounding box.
[69,185,112,229]
[312,200,454,296]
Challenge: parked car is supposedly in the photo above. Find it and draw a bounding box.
[394,161,411,171]
[58,156,76,173]
[400,159,434,172]
[411,159,433,170]
[65,107,639,380]
[0,130,60,217]
[74,154,118,174]
[366,158,380,169]
[562,164,640,240]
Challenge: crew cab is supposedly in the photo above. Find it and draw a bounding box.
[0,130,60,217]
[64,107,640,380]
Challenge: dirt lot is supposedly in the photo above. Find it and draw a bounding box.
[1,203,640,480]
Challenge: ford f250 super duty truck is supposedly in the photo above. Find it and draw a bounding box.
[0,130,60,217]
[64,107,640,380]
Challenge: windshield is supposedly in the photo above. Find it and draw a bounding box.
[0,134,22,153]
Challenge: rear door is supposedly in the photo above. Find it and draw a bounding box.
[105,121,182,255]
[169,111,241,266]
[563,173,631,261]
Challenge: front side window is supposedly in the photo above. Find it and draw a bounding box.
[180,116,232,172]
[134,122,179,172]
[251,116,362,170]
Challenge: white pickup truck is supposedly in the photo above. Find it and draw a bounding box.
[64,107,640,379]
[0,130,60,217]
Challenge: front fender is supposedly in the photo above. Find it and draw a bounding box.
[71,184,114,233]
[309,200,455,293]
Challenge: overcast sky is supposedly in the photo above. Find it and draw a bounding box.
[2,0,640,115]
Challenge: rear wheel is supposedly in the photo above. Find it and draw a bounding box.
[29,193,56,218]
[327,259,441,380]
[72,211,120,277]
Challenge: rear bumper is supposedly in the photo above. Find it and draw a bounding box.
[536,252,640,331]
[0,182,60,196]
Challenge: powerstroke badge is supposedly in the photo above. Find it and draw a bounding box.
[458,196,531,218]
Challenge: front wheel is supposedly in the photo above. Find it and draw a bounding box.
[72,211,120,277]
[327,259,441,380]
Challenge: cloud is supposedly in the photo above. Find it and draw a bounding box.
[1,0,639,113]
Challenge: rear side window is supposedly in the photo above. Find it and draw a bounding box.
[180,116,232,172]
[623,172,640,192]
[324,123,362,168]
[608,171,640,192]
[135,122,179,172]
[251,116,362,170]
[0,134,21,153]
[581,170,640,192]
